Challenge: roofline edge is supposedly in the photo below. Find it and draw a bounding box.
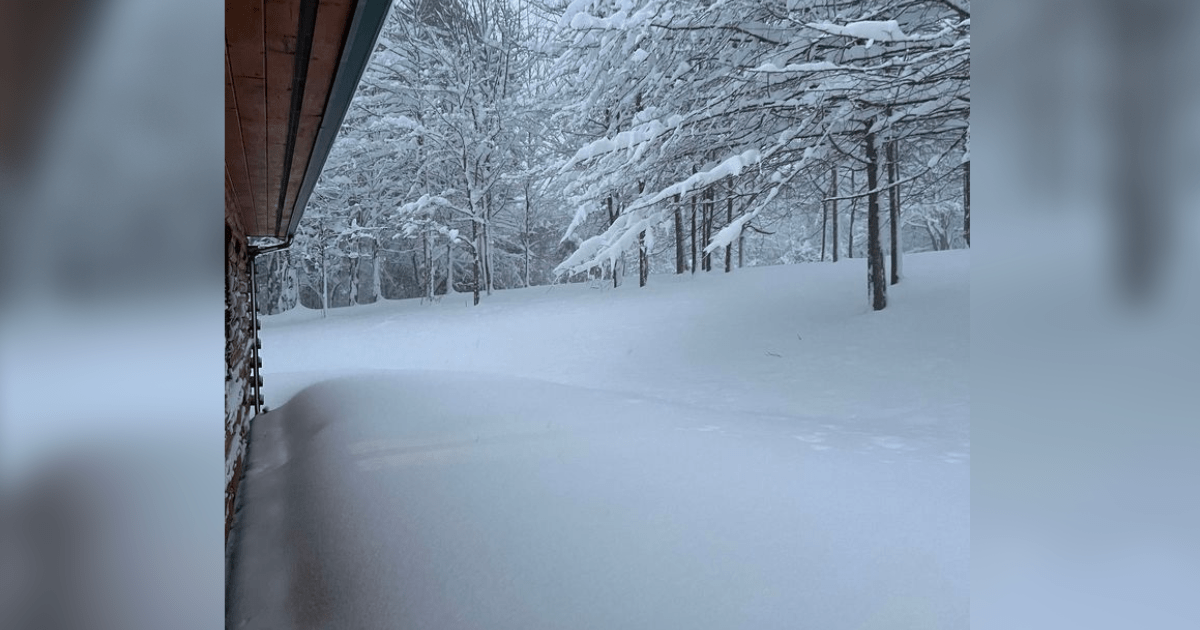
[286,0,394,240]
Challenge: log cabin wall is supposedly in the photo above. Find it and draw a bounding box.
[225,201,256,539]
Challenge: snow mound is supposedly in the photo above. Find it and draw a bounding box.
[237,252,970,629]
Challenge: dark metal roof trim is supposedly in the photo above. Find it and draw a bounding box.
[284,0,394,241]
[275,0,322,236]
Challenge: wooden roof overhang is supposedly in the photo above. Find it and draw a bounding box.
[225,0,391,252]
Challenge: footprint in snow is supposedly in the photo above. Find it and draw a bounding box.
[676,425,723,433]
[792,433,832,451]
[941,451,969,464]
[870,436,914,451]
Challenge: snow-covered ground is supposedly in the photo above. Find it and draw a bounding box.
[229,251,969,629]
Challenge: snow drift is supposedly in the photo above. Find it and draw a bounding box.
[229,252,970,629]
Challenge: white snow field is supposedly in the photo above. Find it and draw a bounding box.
[227,251,969,629]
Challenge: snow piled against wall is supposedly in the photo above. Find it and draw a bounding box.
[234,252,970,629]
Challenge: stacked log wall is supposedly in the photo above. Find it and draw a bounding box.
[225,200,256,540]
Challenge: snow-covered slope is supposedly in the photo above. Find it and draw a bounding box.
[262,252,968,459]
[230,252,969,629]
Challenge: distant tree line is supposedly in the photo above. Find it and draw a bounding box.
[256,0,970,315]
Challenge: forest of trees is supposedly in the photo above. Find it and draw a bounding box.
[256,0,970,314]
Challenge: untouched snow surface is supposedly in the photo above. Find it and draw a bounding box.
[229,251,969,629]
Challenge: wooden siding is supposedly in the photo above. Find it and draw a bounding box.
[225,202,255,539]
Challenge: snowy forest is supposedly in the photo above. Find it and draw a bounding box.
[255,0,970,314]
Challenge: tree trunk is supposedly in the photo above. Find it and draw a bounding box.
[963,160,970,247]
[638,231,648,287]
[738,235,744,268]
[425,229,434,300]
[372,238,382,301]
[674,194,684,274]
[702,186,713,272]
[690,192,697,274]
[446,240,454,295]
[321,244,328,318]
[266,250,277,312]
[865,124,887,311]
[287,249,298,310]
[485,195,495,295]
[482,215,493,295]
[820,201,828,261]
[472,217,481,306]
[638,180,648,287]
[263,252,277,314]
[887,138,901,285]
[724,181,733,273]
[831,165,839,262]
[524,183,532,287]
[607,195,618,288]
[848,167,856,259]
[349,250,359,306]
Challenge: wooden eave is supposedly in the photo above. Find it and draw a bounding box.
[225,0,391,243]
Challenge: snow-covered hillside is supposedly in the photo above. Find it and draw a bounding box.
[262,252,968,457]
[231,252,969,629]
